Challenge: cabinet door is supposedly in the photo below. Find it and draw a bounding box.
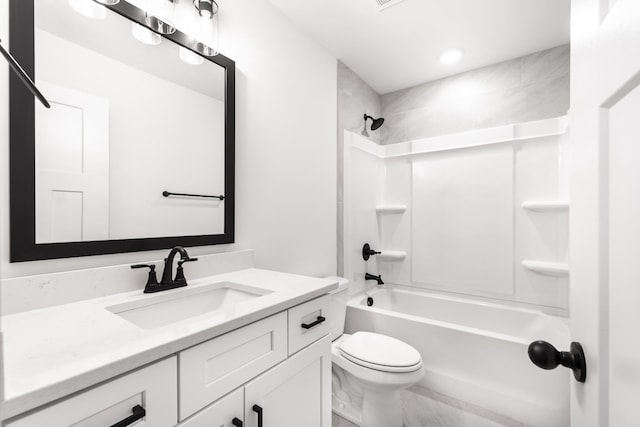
[178,388,243,427]
[244,336,331,427]
[6,357,177,427]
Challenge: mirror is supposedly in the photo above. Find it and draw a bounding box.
[9,0,235,262]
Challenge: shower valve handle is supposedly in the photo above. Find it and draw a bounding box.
[528,340,586,383]
[362,243,381,261]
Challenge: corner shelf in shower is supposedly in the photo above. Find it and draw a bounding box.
[375,205,407,214]
[521,260,569,276]
[521,201,570,212]
[377,251,407,261]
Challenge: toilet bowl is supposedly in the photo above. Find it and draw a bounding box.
[326,277,425,427]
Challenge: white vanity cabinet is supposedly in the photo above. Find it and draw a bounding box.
[179,297,332,427]
[179,336,331,427]
[5,357,178,427]
[4,293,332,427]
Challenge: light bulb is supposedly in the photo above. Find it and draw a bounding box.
[131,23,162,45]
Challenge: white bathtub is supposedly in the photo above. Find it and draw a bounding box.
[344,286,570,427]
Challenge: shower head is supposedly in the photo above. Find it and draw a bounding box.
[364,114,385,131]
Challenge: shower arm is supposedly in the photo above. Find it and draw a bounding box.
[0,39,50,109]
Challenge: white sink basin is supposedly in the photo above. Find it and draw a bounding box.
[106,282,271,329]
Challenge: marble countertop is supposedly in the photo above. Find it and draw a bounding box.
[1,268,337,420]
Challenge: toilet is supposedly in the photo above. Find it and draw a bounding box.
[326,277,425,427]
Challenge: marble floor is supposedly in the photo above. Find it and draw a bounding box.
[331,387,524,427]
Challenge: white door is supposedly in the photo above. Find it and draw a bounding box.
[35,81,109,243]
[244,336,331,427]
[570,0,640,425]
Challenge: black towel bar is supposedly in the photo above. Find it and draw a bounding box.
[162,191,225,200]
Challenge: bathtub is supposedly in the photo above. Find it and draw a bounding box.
[344,285,569,427]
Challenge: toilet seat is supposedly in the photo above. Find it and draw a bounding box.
[338,332,422,373]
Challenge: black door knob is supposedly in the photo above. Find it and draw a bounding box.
[528,340,586,383]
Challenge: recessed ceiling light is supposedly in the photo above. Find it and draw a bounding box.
[440,48,464,64]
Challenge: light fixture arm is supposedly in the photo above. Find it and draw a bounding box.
[0,39,50,108]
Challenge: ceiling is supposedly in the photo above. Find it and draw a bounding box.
[268,0,570,94]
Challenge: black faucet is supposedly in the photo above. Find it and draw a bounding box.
[365,273,384,285]
[131,246,198,293]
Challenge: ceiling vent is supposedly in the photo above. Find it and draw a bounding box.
[374,0,407,11]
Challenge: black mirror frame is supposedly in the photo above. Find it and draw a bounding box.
[9,0,235,262]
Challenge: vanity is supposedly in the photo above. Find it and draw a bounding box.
[2,266,336,426]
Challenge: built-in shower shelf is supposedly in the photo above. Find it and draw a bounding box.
[522,260,569,276]
[521,201,570,212]
[376,204,407,214]
[377,251,407,261]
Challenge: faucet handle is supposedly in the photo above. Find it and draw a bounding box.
[178,257,198,266]
[131,264,159,292]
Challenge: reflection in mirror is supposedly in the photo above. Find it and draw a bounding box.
[34,0,226,243]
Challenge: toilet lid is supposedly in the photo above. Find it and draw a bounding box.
[339,332,422,373]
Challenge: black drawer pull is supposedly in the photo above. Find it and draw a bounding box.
[232,417,243,427]
[110,405,146,427]
[252,405,263,427]
[301,316,326,330]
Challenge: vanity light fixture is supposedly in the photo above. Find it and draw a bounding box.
[144,0,177,35]
[68,0,107,19]
[193,0,220,56]
[440,48,464,64]
[131,23,162,45]
[194,0,219,19]
[179,47,204,65]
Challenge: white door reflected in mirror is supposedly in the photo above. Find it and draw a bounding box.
[35,82,110,244]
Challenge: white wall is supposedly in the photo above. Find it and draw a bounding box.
[0,0,337,283]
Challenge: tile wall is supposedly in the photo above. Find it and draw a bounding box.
[380,44,570,144]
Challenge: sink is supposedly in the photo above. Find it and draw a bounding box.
[106,282,271,329]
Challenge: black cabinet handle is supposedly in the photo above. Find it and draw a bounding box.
[252,404,263,427]
[110,405,146,427]
[301,316,326,330]
[232,417,243,427]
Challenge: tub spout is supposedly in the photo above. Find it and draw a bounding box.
[365,273,384,285]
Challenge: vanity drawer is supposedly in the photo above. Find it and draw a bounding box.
[179,312,287,420]
[178,388,243,427]
[288,294,331,355]
[5,357,177,427]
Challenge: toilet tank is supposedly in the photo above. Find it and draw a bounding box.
[324,277,350,341]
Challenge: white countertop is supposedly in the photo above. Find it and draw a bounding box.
[1,268,337,420]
